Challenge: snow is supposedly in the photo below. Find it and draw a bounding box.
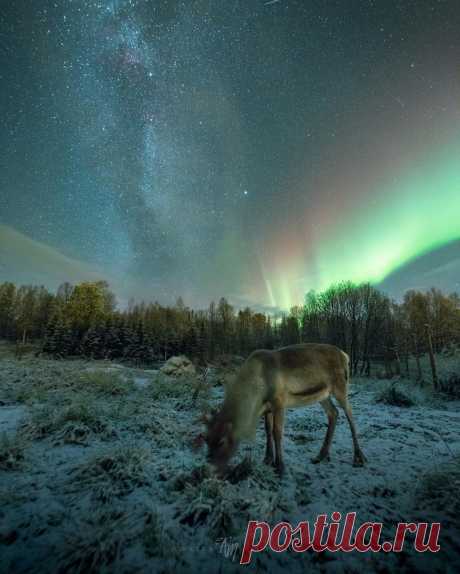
[0,405,27,434]
[0,356,459,573]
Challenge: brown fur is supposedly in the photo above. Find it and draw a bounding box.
[204,343,367,474]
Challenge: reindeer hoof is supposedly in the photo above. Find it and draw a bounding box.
[275,463,285,477]
[311,453,330,464]
[353,451,367,467]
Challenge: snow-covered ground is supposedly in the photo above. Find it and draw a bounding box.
[0,355,459,573]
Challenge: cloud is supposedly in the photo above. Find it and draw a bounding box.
[0,225,193,307]
[379,239,460,298]
[0,224,110,287]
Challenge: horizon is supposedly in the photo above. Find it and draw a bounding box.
[1,221,460,314]
[1,260,458,318]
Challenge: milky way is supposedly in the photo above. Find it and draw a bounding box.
[1,1,460,309]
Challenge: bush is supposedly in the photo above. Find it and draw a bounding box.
[438,373,460,398]
[76,370,134,396]
[376,382,416,407]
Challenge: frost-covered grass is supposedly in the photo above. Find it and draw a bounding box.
[398,348,460,397]
[0,431,26,470]
[415,455,460,518]
[0,353,459,573]
[418,348,460,384]
[20,399,115,444]
[55,509,136,574]
[68,444,151,503]
[375,382,418,407]
[76,370,135,396]
[145,373,194,401]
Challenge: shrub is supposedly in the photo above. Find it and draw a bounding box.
[438,373,460,398]
[376,383,416,407]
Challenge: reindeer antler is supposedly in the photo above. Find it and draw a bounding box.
[192,365,211,405]
[190,431,206,451]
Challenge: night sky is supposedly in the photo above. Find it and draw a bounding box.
[1,0,460,310]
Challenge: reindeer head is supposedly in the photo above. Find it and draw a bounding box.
[206,410,238,470]
[194,408,238,472]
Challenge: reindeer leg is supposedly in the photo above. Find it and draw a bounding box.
[312,397,338,464]
[334,393,367,466]
[273,408,285,476]
[264,412,275,466]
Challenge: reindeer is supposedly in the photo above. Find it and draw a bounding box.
[199,343,367,476]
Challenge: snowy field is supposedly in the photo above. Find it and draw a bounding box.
[1,352,459,574]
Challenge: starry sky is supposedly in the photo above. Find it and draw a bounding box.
[1,0,460,310]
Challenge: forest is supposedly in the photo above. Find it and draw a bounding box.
[1,279,459,387]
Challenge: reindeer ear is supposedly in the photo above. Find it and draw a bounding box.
[201,412,213,425]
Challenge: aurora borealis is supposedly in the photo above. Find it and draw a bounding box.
[1,1,460,310]
[262,135,460,309]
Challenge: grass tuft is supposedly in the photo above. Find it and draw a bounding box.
[56,510,133,574]
[76,371,134,396]
[69,445,151,499]
[416,456,460,517]
[145,374,193,401]
[0,432,26,470]
[20,399,114,443]
[376,382,416,407]
[142,508,181,560]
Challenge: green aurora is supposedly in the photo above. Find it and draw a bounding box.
[263,139,460,310]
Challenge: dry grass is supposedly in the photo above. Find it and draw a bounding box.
[174,458,282,540]
[2,361,134,404]
[178,476,230,534]
[376,382,417,407]
[69,445,151,500]
[55,506,184,574]
[145,374,194,401]
[1,352,459,573]
[416,455,460,517]
[133,406,188,449]
[0,431,26,470]
[172,464,215,492]
[0,485,30,508]
[20,399,114,444]
[142,509,167,557]
[56,509,134,574]
[4,362,75,403]
[75,370,134,396]
[0,357,97,405]
[142,508,181,560]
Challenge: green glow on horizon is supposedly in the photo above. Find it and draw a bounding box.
[267,139,460,310]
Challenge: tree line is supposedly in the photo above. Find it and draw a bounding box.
[0,280,459,378]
